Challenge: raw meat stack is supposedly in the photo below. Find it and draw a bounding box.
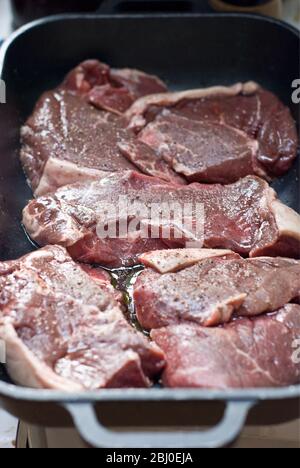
[0,59,299,391]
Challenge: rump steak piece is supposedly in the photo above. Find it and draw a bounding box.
[20,60,178,196]
[22,172,300,268]
[151,304,300,389]
[21,91,138,196]
[0,246,165,391]
[126,82,298,181]
[134,249,300,328]
[138,110,262,184]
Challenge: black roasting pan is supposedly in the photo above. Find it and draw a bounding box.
[0,11,299,448]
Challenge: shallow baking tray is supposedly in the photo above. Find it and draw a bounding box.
[0,12,299,448]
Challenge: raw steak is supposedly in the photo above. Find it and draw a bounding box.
[138,110,262,183]
[20,60,177,196]
[21,91,137,195]
[151,304,300,389]
[21,90,180,196]
[0,246,165,391]
[22,172,300,268]
[134,249,300,328]
[126,82,298,181]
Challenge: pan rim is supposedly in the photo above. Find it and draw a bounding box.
[0,11,299,78]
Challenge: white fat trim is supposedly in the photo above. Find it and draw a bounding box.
[35,157,109,197]
[272,200,300,242]
[0,321,83,391]
[126,82,260,120]
[139,248,238,273]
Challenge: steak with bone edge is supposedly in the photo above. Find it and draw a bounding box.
[20,60,180,196]
[22,171,300,268]
[0,246,165,390]
[151,304,300,389]
[125,82,298,181]
[134,249,300,328]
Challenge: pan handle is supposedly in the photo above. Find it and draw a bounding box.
[63,399,256,448]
